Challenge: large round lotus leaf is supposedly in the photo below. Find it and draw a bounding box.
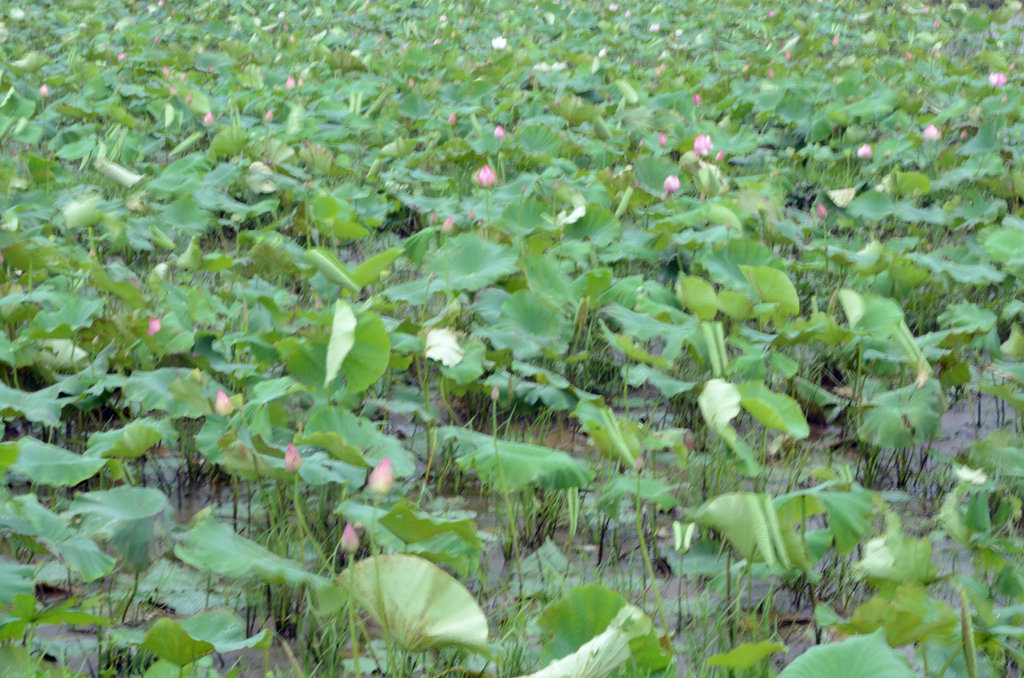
[778,630,914,678]
[340,554,488,654]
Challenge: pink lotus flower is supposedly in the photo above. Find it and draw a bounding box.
[202,111,214,126]
[768,10,775,16]
[658,132,667,147]
[147,317,161,336]
[625,9,630,17]
[39,84,49,97]
[649,23,660,32]
[341,523,359,552]
[923,124,940,141]
[494,125,505,139]
[693,134,713,157]
[285,76,296,90]
[989,72,1007,87]
[368,457,394,494]
[856,144,872,159]
[265,109,274,122]
[285,443,302,473]
[214,389,233,416]
[277,10,285,19]
[448,112,456,125]
[816,202,827,220]
[608,3,618,10]
[693,93,702,106]
[475,164,496,187]
[664,174,681,195]
[117,52,126,62]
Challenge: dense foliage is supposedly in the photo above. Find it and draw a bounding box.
[2,0,1024,676]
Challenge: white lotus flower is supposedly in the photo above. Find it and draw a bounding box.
[491,36,507,50]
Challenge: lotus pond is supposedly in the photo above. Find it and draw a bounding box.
[4,0,1024,676]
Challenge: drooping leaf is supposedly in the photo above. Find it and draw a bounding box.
[325,301,357,388]
[537,585,670,670]
[516,605,653,678]
[9,438,107,487]
[441,427,594,491]
[736,381,810,438]
[708,640,788,670]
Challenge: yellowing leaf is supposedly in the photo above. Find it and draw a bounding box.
[827,187,856,208]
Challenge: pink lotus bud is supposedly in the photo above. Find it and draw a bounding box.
[442,216,455,232]
[147,317,162,336]
[658,132,667,147]
[856,144,872,159]
[785,50,791,60]
[39,84,49,97]
[904,51,912,60]
[214,389,234,416]
[923,124,940,141]
[768,68,774,78]
[475,164,496,187]
[118,52,126,62]
[278,10,285,19]
[202,111,214,126]
[989,72,1007,87]
[162,66,170,77]
[649,23,660,32]
[265,109,274,122]
[169,85,177,95]
[768,10,775,16]
[693,93,702,106]
[625,9,630,17]
[715,150,724,162]
[285,76,296,90]
[448,112,456,125]
[664,174,681,195]
[494,124,505,139]
[368,457,394,494]
[285,442,302,473]
[186,92,193,104]
[934,19,940,28]
[341,523,359,552]
[297,78,304,87]
[816,202,827,220]
[693,134,713,157]
[960,129,968,140]
[832,35,839,46]
[491,385,500,402]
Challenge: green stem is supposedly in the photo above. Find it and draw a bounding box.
[293,478,330,570]
[635,472,669,636]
